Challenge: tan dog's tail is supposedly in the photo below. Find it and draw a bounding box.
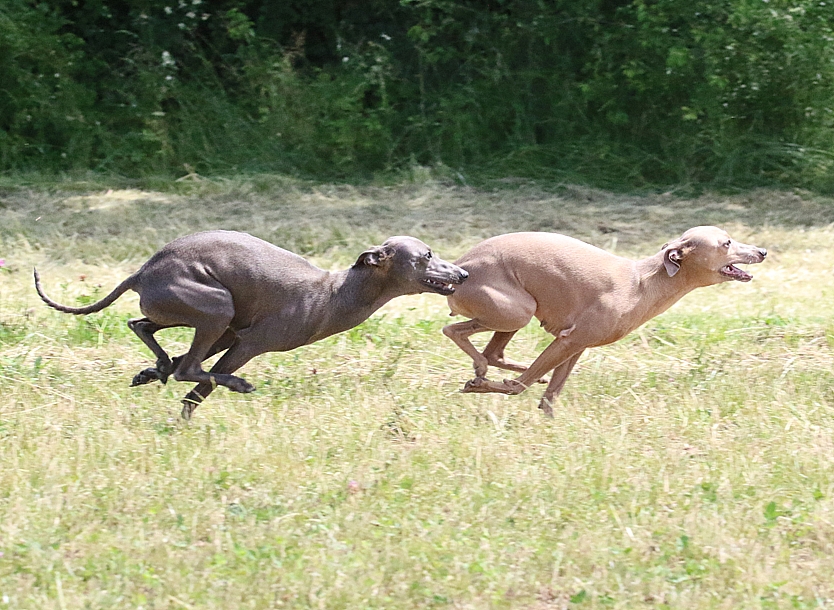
[33,268,136,315]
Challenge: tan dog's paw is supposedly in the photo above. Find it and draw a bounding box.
[461,377,514,394]
[538,397,555,418]
[501,379,528,395]
[461,377,486,393]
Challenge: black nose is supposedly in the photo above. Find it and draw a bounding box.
[460,269,469,280]
[758,248,767,258]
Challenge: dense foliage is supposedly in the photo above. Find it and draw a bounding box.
[1,0,832,188]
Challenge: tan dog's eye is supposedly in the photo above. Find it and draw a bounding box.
[723,240,731,248]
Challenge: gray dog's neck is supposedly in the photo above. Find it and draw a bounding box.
[308,266,401,343]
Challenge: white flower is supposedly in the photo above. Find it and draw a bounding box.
[164,6,172,14]
[343,56,349,62]
[381,33,391,41]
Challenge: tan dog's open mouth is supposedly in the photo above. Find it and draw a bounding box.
[720,264,753,282]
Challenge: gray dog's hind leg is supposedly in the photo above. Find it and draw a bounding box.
[180,343,260,420]
[171,287,255,396]
[141,328,238,389]
[128,318,177,386]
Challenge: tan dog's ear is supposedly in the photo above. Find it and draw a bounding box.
[661,239,688,277]
[353,245,392,268]
[663,248,683,276]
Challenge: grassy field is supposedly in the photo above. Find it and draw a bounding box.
[2,177,834,608]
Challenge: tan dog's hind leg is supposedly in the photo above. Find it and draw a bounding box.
[443,320,493,377]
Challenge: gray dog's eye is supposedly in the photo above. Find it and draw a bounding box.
[425,251,433,260]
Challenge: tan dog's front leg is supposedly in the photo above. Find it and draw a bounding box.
[482,330,548,382]
[482,331,524,371]
[501,330,580,395]
[538,350,584,417]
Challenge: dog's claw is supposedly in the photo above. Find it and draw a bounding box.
[538,398,555,418]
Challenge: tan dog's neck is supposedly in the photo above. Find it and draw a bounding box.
[631,251,700,326]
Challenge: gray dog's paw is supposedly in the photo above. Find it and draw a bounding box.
[228,378,256,394]
[181,399,197,420]
[131,368,160,387]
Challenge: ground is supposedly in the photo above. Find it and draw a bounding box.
[1,178,834,608]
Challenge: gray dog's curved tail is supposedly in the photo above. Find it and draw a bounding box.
[33,268,136,315]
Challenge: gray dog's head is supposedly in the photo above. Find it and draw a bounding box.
[353,236,469,295]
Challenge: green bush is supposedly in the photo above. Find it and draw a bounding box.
[0,1,92,170]
[0,0,831,189]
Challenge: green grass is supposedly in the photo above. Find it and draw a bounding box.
[2,179,834,608]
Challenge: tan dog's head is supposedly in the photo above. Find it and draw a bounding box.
[660,226,767,286]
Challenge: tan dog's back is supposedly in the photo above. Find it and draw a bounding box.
[449,232,632,337]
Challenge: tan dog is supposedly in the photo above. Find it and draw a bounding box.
[443,226,767,415]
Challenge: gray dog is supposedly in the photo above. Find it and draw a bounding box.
[35,230,468,418]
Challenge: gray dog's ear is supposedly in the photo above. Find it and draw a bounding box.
[353,245,392,268]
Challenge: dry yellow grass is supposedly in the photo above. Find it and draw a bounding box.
[2,180,834,608]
